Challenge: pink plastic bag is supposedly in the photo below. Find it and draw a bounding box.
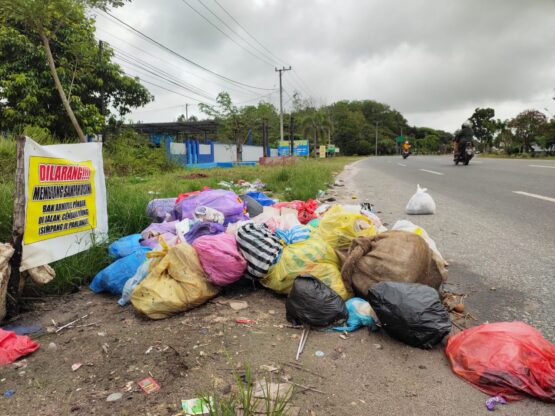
[272,199,319,224]
[192,233,247,286]
[446,321,555,402]
[0,329,40,366]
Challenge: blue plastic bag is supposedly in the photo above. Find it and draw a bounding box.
[246,192,275,207]
[275,225,312,245]
[108,234,143,259]
[118,259,152,306]
[333,297,379,332]
[89,249,150,295]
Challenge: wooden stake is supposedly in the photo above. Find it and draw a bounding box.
[7,136,26,317]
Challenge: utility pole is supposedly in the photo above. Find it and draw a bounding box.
[375,121,381,156]
[99,40,105,141]
[275,66,291,142]
[262,118,268,157]
[185,103,189,120]
[289,114,294,156]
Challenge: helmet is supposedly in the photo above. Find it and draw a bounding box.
[404,140,409,144]
[462,120,473,128]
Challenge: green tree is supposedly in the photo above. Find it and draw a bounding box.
[301,110,332,157]
[508,110,548,153]
[0,0,138,141]
[469,107,496,152]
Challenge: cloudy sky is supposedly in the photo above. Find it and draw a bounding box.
[94,0,555,132]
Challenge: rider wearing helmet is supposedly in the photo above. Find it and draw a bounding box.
[453,120,474,159]
[402,140,411,153]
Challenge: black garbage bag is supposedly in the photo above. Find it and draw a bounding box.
[286,275,348,327]
[367,281,451,349]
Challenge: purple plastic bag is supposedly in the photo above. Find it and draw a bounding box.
[146,198,176,222]
[184,222,225,244]
[140,221,178,248]
[175,190,247,225]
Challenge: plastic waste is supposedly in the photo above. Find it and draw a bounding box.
[272,199,319,224]
[0,329,40,366]
[286,275,348,327]
[192,233,247,286]
[175,218,198,243]
[131,243,219,320]
[261,238,352,300]
[140,221,178,249]
[367,282,451,349]
[108,234,143,259]
[251,206,301,232]
[446,321,555,402]
[176,187,210,204]
[339,231,447,298]
[240,194,264,217]
[118,259,152,306]
[184,222,225,244]
[174,189,247,225]
[405,184,436,215]
[194,206,225,224]
[146,198,176,222]
[275,225,312,245]
[246,191,275,207]
[313,205,376,250]
[392,220,447,265]
[486,396,507,411]
[236,223,283,280]
[307,218,320,228]
[333,297,379,332]
[89,248,151,295]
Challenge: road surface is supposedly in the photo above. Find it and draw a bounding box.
[350,155,555,341]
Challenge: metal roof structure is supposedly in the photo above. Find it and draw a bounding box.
[127,120,218,135]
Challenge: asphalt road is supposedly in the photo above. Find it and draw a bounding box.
[350,155,555,341]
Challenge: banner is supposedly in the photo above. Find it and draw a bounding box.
[277,140,309,157]
[21,138,108,271]
[319,145,326,158]
[277,140,290,156]
[295,140,309,157]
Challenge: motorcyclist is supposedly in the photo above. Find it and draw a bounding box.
[453,120,474,160]
[402,140,411,153]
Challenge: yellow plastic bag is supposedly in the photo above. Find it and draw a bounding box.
[261,238,353,300]
[131,242,219,320]
[313,205,376,250]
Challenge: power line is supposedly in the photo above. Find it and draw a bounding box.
[179,0,274,67]
[99,10,274,91]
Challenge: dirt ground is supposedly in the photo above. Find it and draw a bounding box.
[1,161,553,416]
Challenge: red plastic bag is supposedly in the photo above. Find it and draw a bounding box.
[445,321,555,402]
[0,329,40,366]
[175,187,211,204]
[272,199,319,224]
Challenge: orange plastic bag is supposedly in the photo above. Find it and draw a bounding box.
[445,321,555,402]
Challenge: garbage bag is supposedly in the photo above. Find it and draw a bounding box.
[285,275,347,327]
[140,221,178,249]
[333,297,379,332]
[185,222,225,244]
[194,206,225,224]
[392,220,447,267]
[445,321,555,402]
[240,194,264,217]
[108,234,143,259]
[405,184,436,215]
[275,225,312,245]
[0,329,40,366]
[236,223,283,280]
[367,282,451,349]
[261,238,352,300]
[146,198,176,222]
[174,189,247,225]
[272,199,319,224]
[307,218,320,228]
[339,231,447,298]
[176,186,211,204]
[192,233,247,286]
[89,248,151,295]
[314,205,376,250]
[246,191,275,207]
[131,243,219,319]
[118,259,152,306]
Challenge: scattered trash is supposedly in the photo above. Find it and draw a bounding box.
[368,282,451,349]
[313,205,376,250]
[71,363,82,371]
[333,297,379,332]
[0,329,40,366]
[446,321,555,401]
[314,350,325,358]
[97,331,107,337]
[12,359,27,369]
[137,377,160,395]
[246,191,275,207]
[181,397,213,415]
[1,324,42,336]
[47,342,57,352]
[106,392,123,402]
[3,389,14,398]
[373,344,383,350]
[453,303,465,313]
[260,364,279,372]
[228,301,249,311]
[194,206,225,224]
[486,396,507,411]
[235,319,256,325]
[296,327,310,361]
[405,184,436,215]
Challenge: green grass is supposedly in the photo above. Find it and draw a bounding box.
[1,156,357,293]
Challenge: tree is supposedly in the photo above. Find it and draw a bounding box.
[508,110,547,153]
[301,110,332,157]
[469,107,496,152]
[199,92,246,161]
[0,0,138,142]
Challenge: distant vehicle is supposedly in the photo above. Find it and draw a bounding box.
[402,149,410,159]
[454,141,474,165]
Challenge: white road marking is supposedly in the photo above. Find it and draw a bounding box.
[529,164,555,169]
[420,169,444,176]
[398,163,406,167]
[513,191,555,203]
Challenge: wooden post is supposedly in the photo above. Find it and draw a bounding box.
[7,136,26,317]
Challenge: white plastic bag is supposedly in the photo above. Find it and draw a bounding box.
[392,220,445,262]
[405,185,436,215]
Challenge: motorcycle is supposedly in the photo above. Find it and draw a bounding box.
[402,149,410,159]
[454,141,474,165]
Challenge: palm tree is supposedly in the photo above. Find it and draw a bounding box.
[302,110,332,157]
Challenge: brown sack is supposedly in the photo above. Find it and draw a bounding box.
[339,231,447,298]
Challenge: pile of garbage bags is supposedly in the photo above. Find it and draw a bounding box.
[90,186,452,349]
